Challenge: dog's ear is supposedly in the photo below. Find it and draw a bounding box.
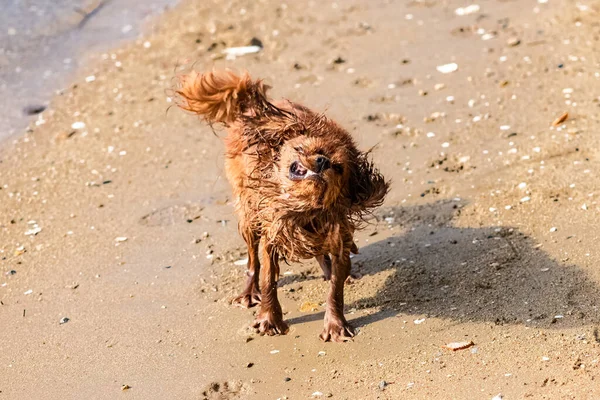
[348,152,389,213]
[176,70,271,125]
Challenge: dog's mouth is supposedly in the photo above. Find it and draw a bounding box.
[289,161,316,181]
[289,157,331,182]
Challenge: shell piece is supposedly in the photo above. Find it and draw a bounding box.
[552,112,568,126]
[443,341,475,351]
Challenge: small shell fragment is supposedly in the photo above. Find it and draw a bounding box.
[455,5,480,16]
[436,63,458,74]
[233,258,249,266]
[552,112,568,126]
[222,45,262,60]
[443,341,475,351]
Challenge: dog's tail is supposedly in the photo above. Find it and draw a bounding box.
[176,70,272,125]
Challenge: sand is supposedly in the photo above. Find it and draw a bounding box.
[2,0,600,398]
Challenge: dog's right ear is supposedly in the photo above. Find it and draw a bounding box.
[176,70,271,125]
[348,152,389,214]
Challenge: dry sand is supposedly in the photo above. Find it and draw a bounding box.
[2,0,600,398]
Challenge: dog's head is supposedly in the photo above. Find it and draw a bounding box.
[277,135,351,209]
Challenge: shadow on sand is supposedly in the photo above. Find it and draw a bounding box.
[285,199,600,331]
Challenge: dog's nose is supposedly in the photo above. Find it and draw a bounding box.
[314,156,331,173]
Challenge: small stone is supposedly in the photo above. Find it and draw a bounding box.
[507,37,521,47]
[284,377,291,382]
[436,63,458,74]
[246,362,254,368]
[60,317,70,324]
[23,105,46,115]
[121,385,131,391]
[379,381,388,390]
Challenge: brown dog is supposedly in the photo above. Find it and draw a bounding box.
[176,71,388,342]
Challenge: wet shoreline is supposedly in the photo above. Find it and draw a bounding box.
[0,0,177,141]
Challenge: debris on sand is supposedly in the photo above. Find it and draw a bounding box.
[222,46,262,60]
[59,317,70,324]
[455,5,480,16]
[552,112,569,126]
[121,384,131,391]
[234,258,248,266]
[414,318,426,324]
[24,225,42,236]
[436,63,458,74]
[71,121,86,130]
[443,341,475,351]
[491,394,503,400]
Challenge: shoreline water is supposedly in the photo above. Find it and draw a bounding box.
[0,0,178,141]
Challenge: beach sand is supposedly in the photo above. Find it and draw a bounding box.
[2,0,600,398]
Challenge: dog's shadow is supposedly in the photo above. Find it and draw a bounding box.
[286,199,600,329]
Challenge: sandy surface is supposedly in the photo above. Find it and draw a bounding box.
[2,0,600,398]
[0,0,177,139]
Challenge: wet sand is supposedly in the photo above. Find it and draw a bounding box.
[0,0,177,139]
[2,0,600,398]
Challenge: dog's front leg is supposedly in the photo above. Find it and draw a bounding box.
[320,250,356,342]
[252,242,289,336]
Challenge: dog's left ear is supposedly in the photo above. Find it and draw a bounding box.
[348,152,389,214]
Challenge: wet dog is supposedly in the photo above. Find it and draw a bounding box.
[176,70,388,341]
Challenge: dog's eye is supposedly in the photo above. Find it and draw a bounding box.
[293,146,304,154]
[333,164,344,174]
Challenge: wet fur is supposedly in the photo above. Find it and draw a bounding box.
[177,70,389,341]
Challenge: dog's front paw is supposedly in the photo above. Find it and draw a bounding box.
[252,313,289,336]
[232,289,261,308]
[319,317,355,342]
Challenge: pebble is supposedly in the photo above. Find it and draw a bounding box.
[71,122,86,130]
[455,5,480,16]
[60,317,70,324]
[378,380,388,390]
[507,37,521,47]
[436,63,458,74]
[549,227,558,232]
[414,318,426,324]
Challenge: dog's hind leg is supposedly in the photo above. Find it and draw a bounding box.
[252,240,289,336]
[316,254,332,281]
[232,227,262,308]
